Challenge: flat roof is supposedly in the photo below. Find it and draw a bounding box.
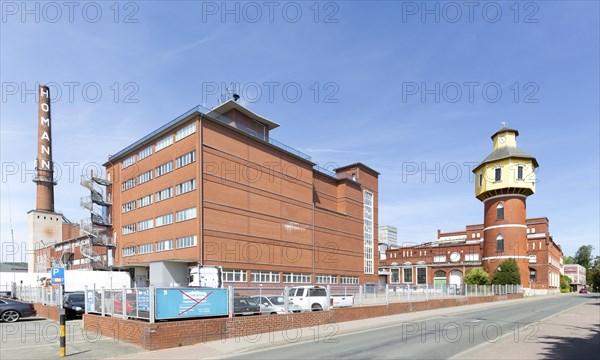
[212,100,280,130]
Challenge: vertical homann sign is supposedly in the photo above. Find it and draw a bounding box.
[38,85,52,171]
[34,84,56,212]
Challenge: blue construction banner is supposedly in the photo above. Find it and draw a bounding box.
[155,288,228,319]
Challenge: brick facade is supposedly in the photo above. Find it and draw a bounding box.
[104,101,379,285]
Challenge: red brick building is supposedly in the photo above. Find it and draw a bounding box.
[102,100,379,287]
[380,127,563,293]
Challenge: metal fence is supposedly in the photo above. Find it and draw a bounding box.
[85,287,151,321]
[15,285,62,306]
[13,283,522,324]
[78,284,522,323]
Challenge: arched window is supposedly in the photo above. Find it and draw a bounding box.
[434,270,446,278]
[496,203,504,220]
[496,234,504,252]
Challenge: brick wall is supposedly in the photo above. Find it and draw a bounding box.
[82,293,522,350]
[32,303,59,321]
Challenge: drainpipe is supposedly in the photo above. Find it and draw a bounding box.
[312,203,315,282]
[199,114,204,266]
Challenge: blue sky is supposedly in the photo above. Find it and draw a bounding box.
[1,1,598,262]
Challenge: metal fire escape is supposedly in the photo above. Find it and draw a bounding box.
[80,172,114,268]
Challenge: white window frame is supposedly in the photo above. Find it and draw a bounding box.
[176,122,196,141]
[175,235,197,249]
[138,170,153,185]
[176,179,197,195]
[155,213,174,227]
[175,150,196,169]
[121,200,136,213]
[155,187,173,202]
[138,243,153,255]
[340,276,359,285]
[122,178,136,191]
[176,207,197,222]
[122,223,136,235]
[282,272,311,284]
[403,267,413,283]
[122,246,136,257]
[223,269,247,283]
[122,155,136,169]
[138,194,153,208]
[155,239,174,252]
[251,271,280,283]
[138,145,153,160]
[316,274,338,284]
[137,218,154,232]
[155,161,173,177]
[155,135,173,152]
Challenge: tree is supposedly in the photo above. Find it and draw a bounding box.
[564,256,575,264]
[589,257,600,292]
[465,267,491,285]
[560,275,572,293]
[574,245,594,270]
[492,258,521,285]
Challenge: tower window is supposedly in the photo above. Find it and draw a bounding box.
[496,234,504,252]
[517,165,524,180]
[496,203,504,220]
[494,167,502,182]
[478,172,483,187]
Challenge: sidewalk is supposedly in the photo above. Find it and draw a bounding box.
[456,296,600,359]
[112,293,566,359]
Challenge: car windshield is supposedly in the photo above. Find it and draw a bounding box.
[69,294,84,301]
[268,296,285,305]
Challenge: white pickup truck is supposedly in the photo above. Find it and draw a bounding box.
[287,286,354,311]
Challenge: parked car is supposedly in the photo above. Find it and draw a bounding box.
[286,286,354,311]
[233,296,260,316]
[579,288,589,294]
[250,295,304,314]
[0,298,36,322]
[63,292,85,319]
[287,286,330,311]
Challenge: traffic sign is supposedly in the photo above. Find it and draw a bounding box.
[51,267,65,285]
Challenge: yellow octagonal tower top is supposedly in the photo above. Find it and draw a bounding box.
[473,127,539,201]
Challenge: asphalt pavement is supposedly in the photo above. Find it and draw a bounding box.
[114,293,598,360]
[0,318,145,359]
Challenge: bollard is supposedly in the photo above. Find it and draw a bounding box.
[59,310,66,356]
[385,284,389,305]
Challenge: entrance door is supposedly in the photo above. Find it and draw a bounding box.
[433,270,446,285]
[449,270,463,286]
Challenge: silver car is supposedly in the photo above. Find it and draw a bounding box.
[251,295,304,314]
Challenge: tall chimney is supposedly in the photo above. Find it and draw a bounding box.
[34,84,56,211]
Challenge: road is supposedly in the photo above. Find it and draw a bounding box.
[227,294,596,359]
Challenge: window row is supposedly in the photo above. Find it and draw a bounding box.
[120,179,196,214]
[221,271,355,285]
[390,267,427,284]
[121,207,197,235]
[121,235,198,257]
[120,122,197,170]
[477,164,527,187]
